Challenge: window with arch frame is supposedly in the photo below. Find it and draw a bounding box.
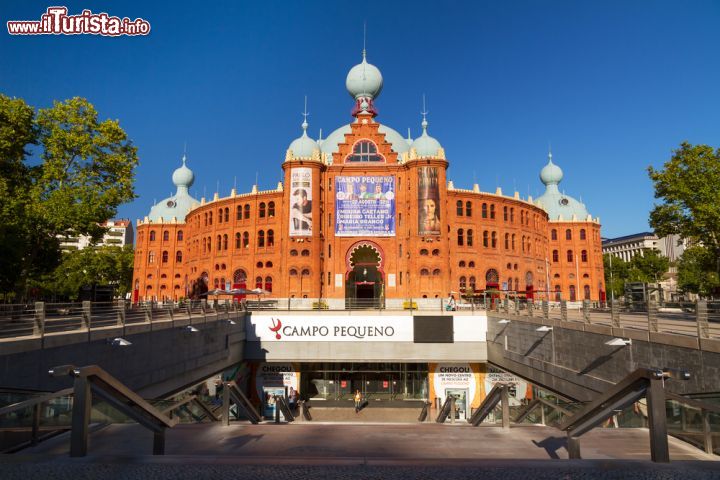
[345,139,383,162]
[456,200,463,216]
[268,201,275,217]
[259,202,266,218]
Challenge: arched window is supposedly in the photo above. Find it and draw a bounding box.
[149,230,156,241]
[521,235,526,253]
[204,213,208,226]
[551,229,557,241]
[581,250,588,262]
[268,201,275,217]
[265,261,273,268]
[207,237,212,251]
[432,249,440,256]
[510,208,514,222]
[459,260,466,267]
[456,200,463,216]
[457,228,464,246]
[504,233,509,249]
[491,231,497,248]
[243,232,249,248]
[265,276,273,292]
[466,229,473,247]
[148,251,155,264]
[490,204,496,219]
[503,206,508,221]
[161,251,168,263]
[469,261,475,268]
[552,250,559,262]
[202,237,206,253]
[222,234,228,250]
[177,230,183,241]
[208,211,213,225]
[256,261,263,268]
[346,139,383,162]
[567,250,574,262]
[289,269,298,276]
[233,269,247,285]
[554,285,561,301]
[255,276,263,289]
[525,271,534,286]
[162,230,169,241]
[258,230,265,247]
[420,249,429,256]
[566,229,572,240]
[235,233,241,249]
[218,208,223,223]
[584,285,591,300]
[433,269,441,276]
[244,204,250,219]
[267,229,274,247]
[459,276,467,290]
[465,201,472,217]
[236,205,242,220]
[580,228,586,240]
[217,235,221,251]
[483,230,489,247]
[569,285,577,301]
[481,203,488,218]
[176,251,182,263]
[259,202,266,218]
[420,269,429,276]
[301,249,310,256]
[469,276,476,291]
[224,207,229,223]
[485,268,499,285]
[290,249,298,256]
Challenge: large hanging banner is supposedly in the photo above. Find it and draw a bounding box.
[289,168,312,236]
[418,167,440,235]
[335,176,395,237]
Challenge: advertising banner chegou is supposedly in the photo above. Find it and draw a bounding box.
[418,167,440,235]
[289,168,312,236]
[335,176,395,237]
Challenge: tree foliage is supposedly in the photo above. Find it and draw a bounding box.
[677,246,720,297]
[603,249,670,298]
[0,94,138,299]
[649,142,720,267]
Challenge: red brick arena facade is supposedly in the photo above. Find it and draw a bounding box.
[132,53,605,305]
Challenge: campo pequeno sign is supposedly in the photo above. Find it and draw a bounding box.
[245,315,414,342]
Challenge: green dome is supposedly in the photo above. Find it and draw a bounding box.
[147,155,199,222]
[345,51,383,100]
[288,120,319,158]
[410,118,442,157]
[535,152,590,220]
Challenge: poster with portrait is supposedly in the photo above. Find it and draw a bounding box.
[335,176,395,236]
[289,168,312,236]
[418,167,440,235]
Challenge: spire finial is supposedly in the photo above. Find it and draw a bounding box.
[548,142,553,163]
[318,128,323,141]
[301,95,309,131]
[362,21,367,59]
[182,142,187,165]
[407,127,412,141]
[421,94,429,131]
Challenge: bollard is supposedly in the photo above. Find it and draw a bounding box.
[696,300,709,339]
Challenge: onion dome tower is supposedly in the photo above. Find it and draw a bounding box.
[535,150,590,221]
[148,154,199,222]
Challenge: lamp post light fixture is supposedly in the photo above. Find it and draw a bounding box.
[498,319,511,324]
[605,338,632,346]
[108,337,132,346]
[536,325,553,332]
[185,325,199,333]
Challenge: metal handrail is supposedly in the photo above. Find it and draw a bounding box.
[435,395,454,423]
[558,367,679,462]
[513,397,572,424]
[665,391,720,455]
[50,364,178,457]
[0,387,73,417]
[222,381,261,425]
[467,384,510,428]
[273,395,294,422]
[159,394,220,422]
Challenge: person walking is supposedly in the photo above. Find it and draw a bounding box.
[354,389,362,413]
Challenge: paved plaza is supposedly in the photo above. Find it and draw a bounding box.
[2,423,716,479]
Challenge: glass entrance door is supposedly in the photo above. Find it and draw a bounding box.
[445,388,468,421]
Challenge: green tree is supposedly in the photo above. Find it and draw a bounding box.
[0,94,138,299]
[603,253,629,299]
[43,245,135,300]
[677,246,720,297]
[628,248,670,283]
[649,142,720,276]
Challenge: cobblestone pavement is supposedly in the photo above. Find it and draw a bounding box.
[1,459,719,480]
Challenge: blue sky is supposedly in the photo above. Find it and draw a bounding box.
[2,0,719,238]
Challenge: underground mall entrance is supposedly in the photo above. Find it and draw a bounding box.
[301,363,428,401]
[345,243,384,308]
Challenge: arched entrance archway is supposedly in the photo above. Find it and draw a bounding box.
[345,241,384,308]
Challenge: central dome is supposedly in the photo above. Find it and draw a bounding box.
[345,51,383,100]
